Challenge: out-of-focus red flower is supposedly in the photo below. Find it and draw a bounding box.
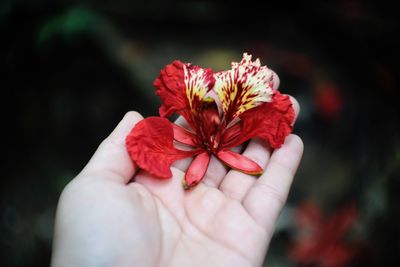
[315,83,343,120]
[126,53,295,189]
[290,201,358,267]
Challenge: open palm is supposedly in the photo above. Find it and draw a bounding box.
[51,110,303,267]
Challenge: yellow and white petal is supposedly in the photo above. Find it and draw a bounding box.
[214,53,274,121]
[184,64,215,111]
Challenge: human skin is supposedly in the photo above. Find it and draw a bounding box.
[51,99,303,267]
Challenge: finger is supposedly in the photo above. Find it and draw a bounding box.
[243,134,303,233]
[271,71,280,90]
[134,167,188,221]
[79,111,143,183]
[289,95,300,121]
[219,139,271,201]
[202,145,243,188]
[175,147,243,189]
[219,95,300,201]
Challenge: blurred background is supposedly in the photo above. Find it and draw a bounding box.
[1,0,399,266]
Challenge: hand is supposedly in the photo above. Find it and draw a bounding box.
[51,107,303,267]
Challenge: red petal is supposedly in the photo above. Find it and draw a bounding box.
[290,241,320,265]
[315,83,343,120]
[172,124,198,146]
[217,150,263,175]
[126,117,194,178]
[220,122,242,149]
[195,98,221,143]
[184,152,210,189]
[326,203,357,240]
[295,201,324,229]
[154,60,215,123]
[225,91,294,149]
[323,244,354,267]
[154,60,187,118]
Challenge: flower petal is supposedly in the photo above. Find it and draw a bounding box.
[217,150,263,175]
[327,203,357,240]
[214,53,274,122]
[154,60,187,118]
[172,124,198,146]
[219,122,242,149]
[225,91,294,149]
[195,97,221,145]
[126,117,195,178]
[184,65,215,112]
[154,60,215,119]
[184,152,211,189]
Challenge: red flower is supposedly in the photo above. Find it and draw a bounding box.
[126,53,295,189]
[314,83,343,120]
[290,202,358,267]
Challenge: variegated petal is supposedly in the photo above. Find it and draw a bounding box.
[214,53,274,122]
